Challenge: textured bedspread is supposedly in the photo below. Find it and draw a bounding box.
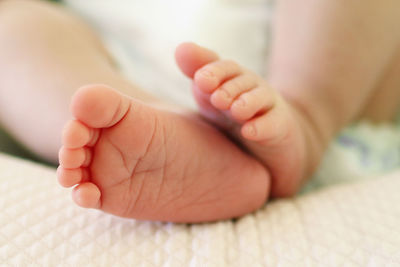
[0,153,399,266]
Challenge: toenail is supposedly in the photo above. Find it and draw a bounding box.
[245,124,257,137]
[200,70,215,79]
[235,98,246,107]
[218,90,230,99]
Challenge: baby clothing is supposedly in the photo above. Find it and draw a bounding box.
[63,0,275,107]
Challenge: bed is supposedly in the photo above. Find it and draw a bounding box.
[1,143,400,266]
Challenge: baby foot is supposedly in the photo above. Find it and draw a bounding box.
[57,85,270,222]
[176,43,312,197]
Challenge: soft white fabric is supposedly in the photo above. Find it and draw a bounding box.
[1,152,400,266]
[64,0,272,74]
[63,0,273,108]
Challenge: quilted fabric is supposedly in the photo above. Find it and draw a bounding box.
[1,153,399,266]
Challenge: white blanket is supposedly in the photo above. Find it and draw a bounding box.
[1,152,399,266]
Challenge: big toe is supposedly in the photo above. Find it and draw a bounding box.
[71,85,131,128]
[175,42,219,78]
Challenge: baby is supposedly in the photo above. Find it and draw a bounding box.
[1,0,400,222]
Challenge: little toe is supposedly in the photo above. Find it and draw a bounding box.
[194,60,242,93]
[62,120,97,149]
[241,109,288,142]
[231,86,275,121]
[58,146,91,169]
[72,182,101,209]
[71,85,131,129]
[210,74,258,110]
[57,167,85,188]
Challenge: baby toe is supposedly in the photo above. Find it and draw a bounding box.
[175,42,219,78]
[62,120,94,149]
[57,167,84,188]
[72,182,101,209]
[71,85,131,128]
[231,86,275,121]
[241,108,288,142]
[58,146,91,169]
[210,74,257,110]
[194,60,242,93]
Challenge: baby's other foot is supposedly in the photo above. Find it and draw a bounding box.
[176,43,313,197]
[57,85,270,222]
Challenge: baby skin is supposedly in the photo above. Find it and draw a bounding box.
[57,85,270,223]
[57,43,315,222]
[176,43,314,197]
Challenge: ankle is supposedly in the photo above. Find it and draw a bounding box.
[284,94,338,179]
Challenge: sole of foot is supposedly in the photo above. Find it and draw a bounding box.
[57,84,270,222]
